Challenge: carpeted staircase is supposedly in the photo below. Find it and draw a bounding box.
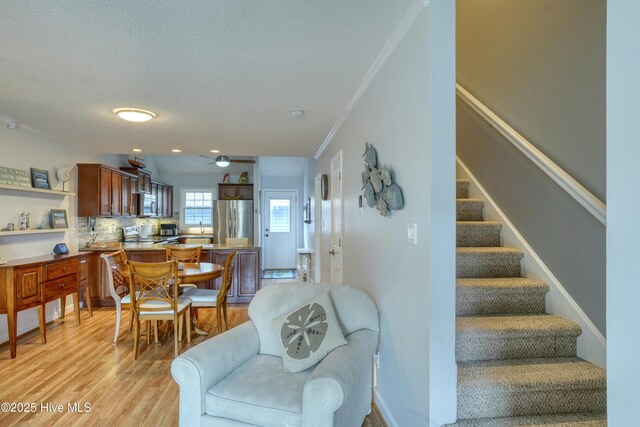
[445,179,606,427]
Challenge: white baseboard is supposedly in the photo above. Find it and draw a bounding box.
[457,157,606,368]
[373,389,399,427]
[0,300,74,344]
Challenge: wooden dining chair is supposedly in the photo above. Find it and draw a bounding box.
[181,249,238,334]
[101,250,134,343]
[128,260,192,359]
[165,245,202,263]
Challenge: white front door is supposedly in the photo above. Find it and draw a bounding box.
[263,190,297,269]
[330,151,343,285]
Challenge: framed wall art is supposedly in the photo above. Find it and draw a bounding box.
[30,168,51,190]
[50,209,69,229]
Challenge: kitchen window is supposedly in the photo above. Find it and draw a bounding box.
[183,190,213,226]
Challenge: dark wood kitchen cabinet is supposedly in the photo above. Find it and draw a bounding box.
[218,183,253,200]
[120,167,152,194]
[78,164,136,217]
[206,249,261,303]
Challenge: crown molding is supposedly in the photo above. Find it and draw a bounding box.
[314,0,427,159]
[0,113,102,156]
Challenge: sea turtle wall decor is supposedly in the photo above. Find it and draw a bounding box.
[361,142,404,216]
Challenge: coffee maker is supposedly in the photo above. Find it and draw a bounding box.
[160,223,178,236]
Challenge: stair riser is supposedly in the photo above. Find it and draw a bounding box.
[456,336,577,362]
[457,181,470,198]
[457,291,547,316]
[457,254,522,278]
[457,201,484,221]
[457,226,502,247]
[458,389,606,419]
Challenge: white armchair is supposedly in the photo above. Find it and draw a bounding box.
[171,282,379,427]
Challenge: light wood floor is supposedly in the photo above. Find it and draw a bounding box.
[0,305,385,426]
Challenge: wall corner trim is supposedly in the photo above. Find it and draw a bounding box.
[457,157,606,368]
[313,1,426,159]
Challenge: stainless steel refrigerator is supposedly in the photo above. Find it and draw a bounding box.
[213,200,254,244]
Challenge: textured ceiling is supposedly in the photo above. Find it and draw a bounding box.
[0,0,414,157]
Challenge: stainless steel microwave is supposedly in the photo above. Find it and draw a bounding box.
[138,193,156,217]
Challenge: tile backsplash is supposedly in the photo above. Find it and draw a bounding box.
[77,215,179,248]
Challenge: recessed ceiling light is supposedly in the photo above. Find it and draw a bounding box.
[171,149,182,153]
[209,149,220,153]
[132,148,143,152]
[290,108,305,118]
[113,108,157,123]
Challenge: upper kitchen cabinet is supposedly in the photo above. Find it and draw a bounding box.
[120,167,152,194]
[78,164,136,217]
[218,183,253,200]
[152,180,174,218]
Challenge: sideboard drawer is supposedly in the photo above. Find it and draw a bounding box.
[44,274,78,300]
[45,259,79,281]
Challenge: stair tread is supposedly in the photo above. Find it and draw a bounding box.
[445,412,607,427]
[459,358,606,391]
[457,277,548,291]
[457,221,502,227]
[458,198,484,203]
[457,315,581,336]
[457,247,523,255]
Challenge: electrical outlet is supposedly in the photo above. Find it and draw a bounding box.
[407,223,417,245]
[109,226,116,234]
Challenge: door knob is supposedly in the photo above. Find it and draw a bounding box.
[329,250,335,255]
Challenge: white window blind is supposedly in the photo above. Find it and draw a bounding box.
[269,199,290,232]
[184,191,213,226]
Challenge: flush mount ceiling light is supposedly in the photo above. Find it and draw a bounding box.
[209,149,220,153]
[290,108,305,118]
[171,149,182,153]
[215,155,231,167]
[113,108,157,123]
[132,148,143,152]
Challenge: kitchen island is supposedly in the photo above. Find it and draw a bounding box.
[86,243,261,305]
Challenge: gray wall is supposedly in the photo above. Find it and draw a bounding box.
[457,0,606,333]
[458,100,606,333]
[457,0,606,200]
[607,0,640,422]
[309,4,457,424]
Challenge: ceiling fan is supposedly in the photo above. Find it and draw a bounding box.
[199,155,256,168]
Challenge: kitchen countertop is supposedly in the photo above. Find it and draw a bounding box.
[85,242,260,252]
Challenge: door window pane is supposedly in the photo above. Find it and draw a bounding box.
[270,199,290,232]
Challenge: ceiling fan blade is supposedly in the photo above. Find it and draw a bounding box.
[199,154,216,160]
[230,159,256,164]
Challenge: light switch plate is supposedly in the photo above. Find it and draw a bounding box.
[407,223,417,245]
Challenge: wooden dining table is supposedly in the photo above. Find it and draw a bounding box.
[177,262,224,335]
[177,262,223,285]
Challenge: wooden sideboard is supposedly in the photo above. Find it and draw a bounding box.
[0,252,91,358]
[89,247,261,306]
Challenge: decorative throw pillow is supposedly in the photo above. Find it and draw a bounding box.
[273,291,347,373]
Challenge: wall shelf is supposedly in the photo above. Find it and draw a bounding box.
[0,183,75,197]
[0,228,71,237]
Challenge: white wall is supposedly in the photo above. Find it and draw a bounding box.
[0,119,102,343]
[310,2,456,424]
[606,0,640,423]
